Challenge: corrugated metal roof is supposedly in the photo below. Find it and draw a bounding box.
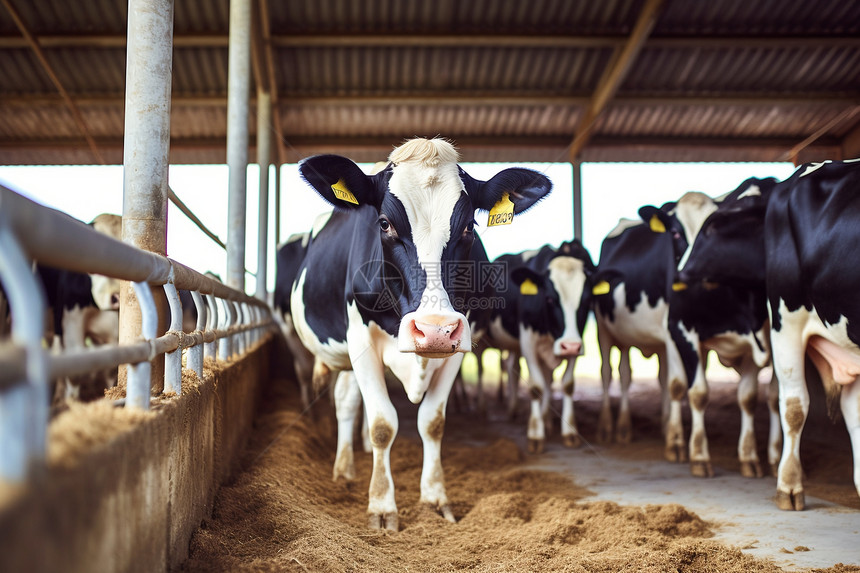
[0,0,858,165]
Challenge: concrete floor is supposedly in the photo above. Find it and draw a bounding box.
[526,440,860,571]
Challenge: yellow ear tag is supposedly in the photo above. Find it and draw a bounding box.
[520,278,538,295]
[592,280,611,295]
[487,192,515,227]
[672,282,687,292]
[649,214,666,233]
[331,179,358,205]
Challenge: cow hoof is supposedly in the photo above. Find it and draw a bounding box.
[690,461,714,478]
[664,445,683,463]
[369,511,399,531]
[527,438,545,454]
[440,504,456,523]
[615,427,632,444]
[740,461,764,478]
[775,489,805,511]
[563,434,582,448]
[332,468,355,482]
[596,427,613,444]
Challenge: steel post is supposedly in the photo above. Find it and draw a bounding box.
[256,90,271,301]
[226,0,251,291]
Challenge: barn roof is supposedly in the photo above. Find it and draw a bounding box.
[1,0,859,165]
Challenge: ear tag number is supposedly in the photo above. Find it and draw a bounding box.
[649,214,666,233]
[592,280,611,295]
[331,179,358,204]
[520,278,538,295]
[487,192,515,227]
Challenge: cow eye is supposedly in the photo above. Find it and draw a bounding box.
[379,217,391,232]
[462,220,475,238]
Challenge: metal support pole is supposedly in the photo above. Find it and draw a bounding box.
[121,0,174,392]
[256,91,271,301]
[274,164,281,248]
[188,290,206,377]
[218,298,232,360]
[205,294,218,361]
[572,160,583,242]
[0,211,48,482]
[163,272,182,395]
[226,0,251,291]
[127,281,157,410]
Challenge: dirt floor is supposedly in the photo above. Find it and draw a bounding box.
[181,361,859,573]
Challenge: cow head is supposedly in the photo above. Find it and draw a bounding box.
[510,241,594,358]
[639,192,718,266]
[300,138,551,358]
[678,193,768,290]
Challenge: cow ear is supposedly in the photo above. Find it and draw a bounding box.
[299,155,385,210]
[510,266,545,296]
[638,205,672,233]
[461,167,552,214]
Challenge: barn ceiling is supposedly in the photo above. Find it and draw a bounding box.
[0,0,859,165]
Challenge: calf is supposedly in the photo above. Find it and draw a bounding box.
[503,242,594,452]
[290,137,551,529]
[680,159,860,510]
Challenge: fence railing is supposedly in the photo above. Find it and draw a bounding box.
[0,184,276,484]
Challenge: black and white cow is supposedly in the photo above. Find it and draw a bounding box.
[591,192,719,462]
[679,159,860,510]
[651,177,782,478]
[505,242,594,452]
[290,137,552,529]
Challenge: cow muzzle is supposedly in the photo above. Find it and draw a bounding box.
[554,340,582,358]
[398,311,470,358]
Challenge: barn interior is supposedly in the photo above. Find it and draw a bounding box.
[1,0,859,571]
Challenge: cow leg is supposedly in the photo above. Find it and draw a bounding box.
[560,358,581,448]
[61,305,89,400]
[687,348,713,477]
[839,377,860,501]
[616,347,633,444]
[766,370,782,475]
[540,361,555,437]
[736,356,764,478]
[350,356,399,530]
[772,323,808,511]
[475,347,486,419]
[333,371,362,481]
[596,326,614,443]
[504,351,521,420]
[522,347,548,454]
[416,356,462,523]
[283,318,315,410]
[662,348,687,462]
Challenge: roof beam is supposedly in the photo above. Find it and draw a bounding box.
[1,33,858,50]
[1,0,105,164]
[3,93,857,108]
[568,0,666,162]
[782,105,860,163]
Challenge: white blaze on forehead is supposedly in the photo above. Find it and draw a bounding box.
[675,191,717,244]
[387,139,463,266]
[548,256,586,338]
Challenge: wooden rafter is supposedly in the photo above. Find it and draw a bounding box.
[568,0,666,162]
[782,106,860,163]
[1,0,105,164]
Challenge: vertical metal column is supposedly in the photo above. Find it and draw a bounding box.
[226,0,252,291]
[274,165,281,248]
[120,0,174,403]
[256,90,271,301]
[572,160,583,242]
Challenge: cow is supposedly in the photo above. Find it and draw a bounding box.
[290,137,552,529]
[649,177,782,478]
[591,192,719,464]
[678,159,860,510]
[273,231,316,409]
[484,242,594,452]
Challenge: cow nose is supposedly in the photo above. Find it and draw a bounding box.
[558,341,581,357]
[408,315,465,357]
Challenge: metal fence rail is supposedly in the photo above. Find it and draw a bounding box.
[0,184,275,484]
